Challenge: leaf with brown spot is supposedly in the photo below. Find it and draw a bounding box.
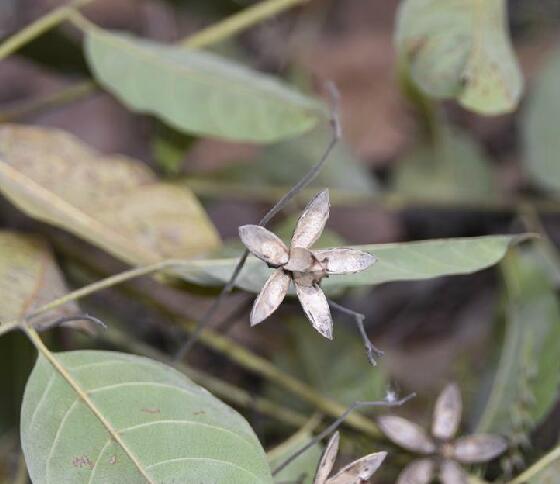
[0,125,221,266]
[396,0,523,114]
[0,231,78,327]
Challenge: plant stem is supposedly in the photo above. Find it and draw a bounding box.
[27,259,187,319]
[180,0,309,48]
[0,80,96,123]
[328,299,384,367]
[0,0,94,61]
[22,325,155,483]
[510,445,560,483]
[186,177,560,214]
[103,326,308,429]
[0,321,20,338]
[271,394,416,476]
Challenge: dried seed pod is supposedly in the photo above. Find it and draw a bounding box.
[326,451,387,484]
[295,282,333,339]
[250,269,290,326]
[291,189,329,249]
[239,225,289,266]
[377,416,436,454]
[314,248,376,275]
[452,434,508,463]
[439,459,468,484]
[285,246,316,272]
[396,458,435,484]
[314,432,340,484]
[432,383,462,440]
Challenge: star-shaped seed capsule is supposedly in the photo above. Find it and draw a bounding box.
[314,431,386,484]
[378,383,508,484]
[239,190,376,339]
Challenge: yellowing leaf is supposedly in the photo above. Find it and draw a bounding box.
[396,0,523,114]
[0,231,77,326]
[85,29,326,143]
[0,125,221,267]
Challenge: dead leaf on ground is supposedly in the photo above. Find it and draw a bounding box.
[0,230,78,328]
[0,125,221,267]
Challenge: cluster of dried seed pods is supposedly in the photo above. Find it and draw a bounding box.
[239,190,376,339]
[378,383,508,483]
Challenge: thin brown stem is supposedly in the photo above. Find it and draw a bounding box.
[328,299,384,367]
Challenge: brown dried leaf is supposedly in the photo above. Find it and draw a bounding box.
[432,383,462,440]
[0,125,220,266]
[291,189,329,249]
[396,458,435,484]
[377,416,436,454]
[326,451,386,484]
[452,434,508,463]
[239,225,289,266]
[313,431,339,484]
[314,248,377,275]
[0,231,78,327]
[250,269,290,326]
[294,282,333,339]
[439,459,468,484]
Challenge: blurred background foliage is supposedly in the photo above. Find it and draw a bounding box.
[1,0,560,482]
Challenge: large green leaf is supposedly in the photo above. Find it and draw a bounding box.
[0,125,221,267]
[173,235,526,293]
[21,350,272,483]
[85,28,325,143]
[395,0,523,114]
[523,46,560,193]
[475,248,560,436]
[393,127,496,202]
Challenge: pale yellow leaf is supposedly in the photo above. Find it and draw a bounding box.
[0,231,77,326]
[0,125,221,266]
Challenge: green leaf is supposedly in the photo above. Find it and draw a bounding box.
[173,235,527,293]
[393,127,496,202]
[252,127,378,194]
[84,28,326,143]
[268,429,322,484]
[0,125,221,267]
[515,446,560,483]
[395,0,523,114]
[523,46,560,193]
[475,247,560,435]
[21,350,273,483]
[271,321,386,408]
[0,231,77,326]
